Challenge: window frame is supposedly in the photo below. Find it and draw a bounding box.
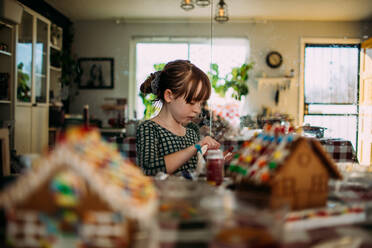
[299,38,361,126]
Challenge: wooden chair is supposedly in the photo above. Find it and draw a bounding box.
[0,128,10,176]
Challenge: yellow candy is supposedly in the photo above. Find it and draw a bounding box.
[56,194,77,207]
[244,155,253,163]
[273,151,282,160]
[64,211,78,223]
[255,144,262,151]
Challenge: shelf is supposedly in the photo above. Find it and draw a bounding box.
[256,77,293,82]
[0,50,11,56]
[0,21,13,29]
[50,44,61,51]
[257,77,294,90]
[0,100,11,104]
[50,66,62,72]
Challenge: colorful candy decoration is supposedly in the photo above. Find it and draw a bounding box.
[228,123,298,184]
[51,171,84,208]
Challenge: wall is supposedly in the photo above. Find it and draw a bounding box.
[70,20,372,126]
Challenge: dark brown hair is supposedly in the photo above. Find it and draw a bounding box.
[140,60,211,103]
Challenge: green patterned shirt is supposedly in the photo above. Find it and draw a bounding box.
[136,120,199,176]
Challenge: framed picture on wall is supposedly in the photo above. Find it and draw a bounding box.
[77,57,114,89]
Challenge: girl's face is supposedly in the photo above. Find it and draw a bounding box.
[166,81,204,124]
[168,97,202,124]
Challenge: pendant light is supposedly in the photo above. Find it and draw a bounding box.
[195,0,211,7]
[180,0,195,10]
[214,0,229,23]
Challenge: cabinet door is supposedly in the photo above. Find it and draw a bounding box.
[35,18,49,104]
[31,106,48,153]
[14,8,50,155]
[14,105,32,154]
[16,11,33,103]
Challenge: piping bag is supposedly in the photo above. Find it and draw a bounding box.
[190,145,208,180]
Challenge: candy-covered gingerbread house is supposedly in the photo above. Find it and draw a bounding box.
[228,126,342,210]
[0,127,157,248]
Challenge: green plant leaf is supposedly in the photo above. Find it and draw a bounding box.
[209,61,254,101]
[153,63,166,71]
[211,63,219,73]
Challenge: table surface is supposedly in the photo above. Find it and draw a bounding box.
[120,137,358,165]
[131,176,372,248]
[121,136,366,247]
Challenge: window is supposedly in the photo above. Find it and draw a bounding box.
[311,175,327,193]
[302,41,360,149]
[280,178,295,196]
[132,37,249,124]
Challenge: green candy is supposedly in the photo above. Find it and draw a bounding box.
[229,165,237,172]
[268,161,277,169]
[239,168,247,175]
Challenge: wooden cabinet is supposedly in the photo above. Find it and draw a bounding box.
[14,7,50,154]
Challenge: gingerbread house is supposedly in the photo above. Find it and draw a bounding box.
[228,126,342,210]
[0,127,157,248]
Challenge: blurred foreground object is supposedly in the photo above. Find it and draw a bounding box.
[228,124,342,210]
[0,126,157,247]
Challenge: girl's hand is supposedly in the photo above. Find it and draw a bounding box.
[223,146,234,163]
[198,136,220,150]
[223,151,234,164]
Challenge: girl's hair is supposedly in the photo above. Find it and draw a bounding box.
[140,60,211,103]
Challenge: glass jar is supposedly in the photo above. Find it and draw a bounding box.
[206,149,224,186]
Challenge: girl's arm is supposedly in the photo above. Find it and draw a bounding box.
[164,136,220,174]
[137,122,219,175]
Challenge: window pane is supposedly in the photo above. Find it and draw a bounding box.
[16,11,33,103]
[304,45,359,104]
[136,43,188,119]
[35,18,48,103]
[189,43,211,73]
[198,39,249,128]
[304,115,357,148]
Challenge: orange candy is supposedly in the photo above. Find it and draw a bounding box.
[261,172,270,182]
[258,160,266,168]
[243,140,251,147]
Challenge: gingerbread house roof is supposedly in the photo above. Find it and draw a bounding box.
[229,132,342,184]
[0,127,157,221]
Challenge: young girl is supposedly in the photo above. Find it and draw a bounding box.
[136,60,220,176]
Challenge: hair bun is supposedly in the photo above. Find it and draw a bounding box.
[150,71,162,95]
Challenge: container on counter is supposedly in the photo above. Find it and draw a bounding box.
[206,149,224,186]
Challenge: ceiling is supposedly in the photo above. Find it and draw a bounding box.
[44,0,372,23]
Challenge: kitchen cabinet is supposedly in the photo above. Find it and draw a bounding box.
[14,7,50,154]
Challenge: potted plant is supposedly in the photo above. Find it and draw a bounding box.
[208,62,254,100]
